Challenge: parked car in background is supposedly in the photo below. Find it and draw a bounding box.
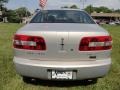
[114,21,120,25]
[13,9,112,83]
[109,21,120,25]
[109,21,116,25]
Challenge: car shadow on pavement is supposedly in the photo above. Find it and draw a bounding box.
[25,79,97,87]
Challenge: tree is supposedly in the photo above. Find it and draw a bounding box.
[0,0,8,4]
[0,0,8,10]
[114,9,120,13]
[61,5,78,9]
[61,6,69,8]
[6,10,21,23]
[84,5,94,14]
[94,6,112,13]
[70,5,78,9]
[85,6,112,13]
[5,7,31,23]
[0,0,8,22]
[15,7,31,18]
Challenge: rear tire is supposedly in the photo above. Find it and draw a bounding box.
[22,76,33,83]
[88,78,98,83]
[82,78,98,84]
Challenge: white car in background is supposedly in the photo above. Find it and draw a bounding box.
[109,21,120,25]
[13,9,112,83]
[109,22,116,25]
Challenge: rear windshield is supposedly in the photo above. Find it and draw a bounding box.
[30,10,95,24]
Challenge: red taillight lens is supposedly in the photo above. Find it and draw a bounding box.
[13,34,46,50]
[79,36,112,51]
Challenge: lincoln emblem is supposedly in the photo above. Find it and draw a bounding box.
[60,38,64,50]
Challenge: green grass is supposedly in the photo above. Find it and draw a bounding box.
[0,23,120,90]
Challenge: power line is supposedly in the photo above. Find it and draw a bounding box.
[80,0,87,9]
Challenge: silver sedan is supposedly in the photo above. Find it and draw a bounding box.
[13,9,112,83]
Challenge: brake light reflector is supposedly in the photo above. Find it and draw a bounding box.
[79,36,112,51]
[13,34,46,50]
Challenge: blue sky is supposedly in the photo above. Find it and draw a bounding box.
[6,0,120,12]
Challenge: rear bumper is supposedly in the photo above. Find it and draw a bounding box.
[13,57,111,80]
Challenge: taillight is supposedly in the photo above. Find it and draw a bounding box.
[79,36,112,51]
[13,34,46,50]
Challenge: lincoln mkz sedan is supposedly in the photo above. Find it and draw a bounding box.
[13,9,112,83]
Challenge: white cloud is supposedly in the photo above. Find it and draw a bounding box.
[46,0,80,9]
[6,0,120,12]
[88,0,120,9]
[46,0,120,9]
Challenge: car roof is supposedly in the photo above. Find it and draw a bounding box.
[38,8,84,11]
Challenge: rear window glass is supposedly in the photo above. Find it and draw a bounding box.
[30,10,95,24]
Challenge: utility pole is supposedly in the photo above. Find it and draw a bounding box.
[22,0,29,23]
[80,0,87,9]
[23,0,28,17]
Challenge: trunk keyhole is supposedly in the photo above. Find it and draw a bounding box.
[70,49,74,51]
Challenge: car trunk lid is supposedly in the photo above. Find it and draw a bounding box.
[14,23,111,61]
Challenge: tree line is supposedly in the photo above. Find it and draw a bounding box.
[0,0,31,23]
[1,0,120,23]
[85,5,120,14]
[62,5,120,14]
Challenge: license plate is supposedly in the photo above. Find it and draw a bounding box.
[51,70,73,80]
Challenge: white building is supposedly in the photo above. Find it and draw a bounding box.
[0,10,2,21]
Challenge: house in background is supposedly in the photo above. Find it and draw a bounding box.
[22,16,33,24]
[91,12,120,24]
[0,10,2,22]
